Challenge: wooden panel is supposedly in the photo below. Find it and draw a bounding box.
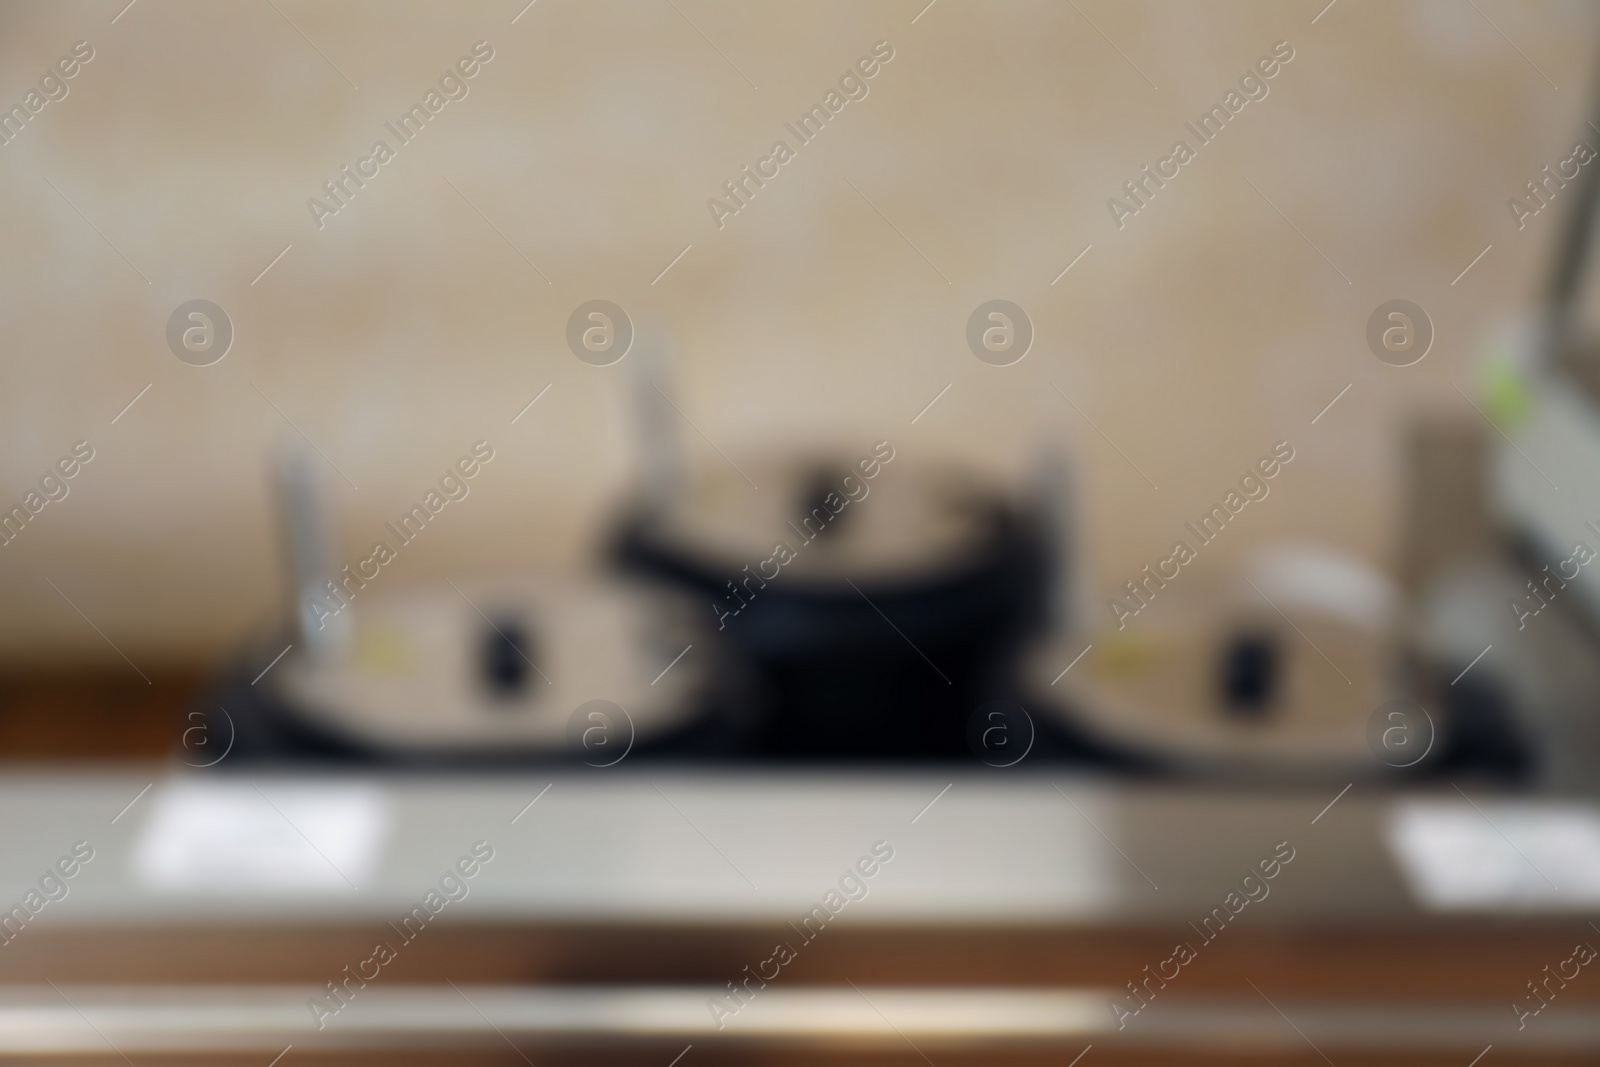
[5,922,1596,1000]
[0,668,198,760]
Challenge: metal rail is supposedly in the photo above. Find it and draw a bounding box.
[0,986,1590,1054]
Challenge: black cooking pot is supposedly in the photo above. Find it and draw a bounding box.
[613,450,1048,757]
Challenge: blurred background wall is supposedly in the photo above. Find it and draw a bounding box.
[1,0,1596,666]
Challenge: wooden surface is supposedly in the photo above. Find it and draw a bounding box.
[0,667,200,761]
[3,922,1598,997]
[2,924,1597,1066]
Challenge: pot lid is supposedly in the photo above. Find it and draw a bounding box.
[639,455,1008,585]
[273,574,710,756]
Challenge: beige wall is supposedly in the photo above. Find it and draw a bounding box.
[0,0,1595,665]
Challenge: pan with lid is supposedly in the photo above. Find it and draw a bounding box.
[613,446,1047,758]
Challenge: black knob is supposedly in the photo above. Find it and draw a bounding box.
[482,618,534,700]
[1220,631,1278,719]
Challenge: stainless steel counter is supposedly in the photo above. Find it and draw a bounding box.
[2,767,1592,924]
[2,769,1597,1062]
